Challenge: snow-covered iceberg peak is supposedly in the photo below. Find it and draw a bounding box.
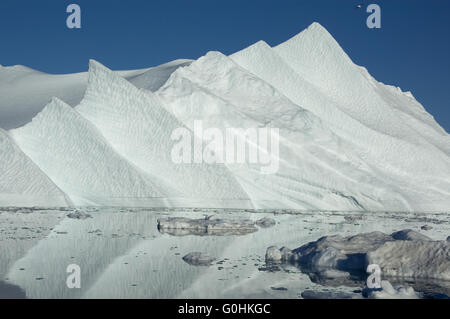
[76,59,253,209]
[0,128,68,207]
[9,97,169,207]
[272,22,444,144]
[159,49,420,211]
[158,27,450,211]
[232,25,450,162]
[274,22,354,78]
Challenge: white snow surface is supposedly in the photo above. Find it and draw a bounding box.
[75,60,251,208]
[0,129,68,206]
[0,22,449,210]
[9,98,166,207]
[0,60,191,130]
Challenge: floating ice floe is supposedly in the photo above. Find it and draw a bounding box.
[67,210,92,220]
[265,229,450,281]
[255,217,276,228]
[391,229,432,241]
[182,252,216,266]
[157,217,258,236]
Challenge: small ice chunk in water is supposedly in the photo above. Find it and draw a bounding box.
[67,210,92,220]
[255,217,276,228]
[182,252,216,266]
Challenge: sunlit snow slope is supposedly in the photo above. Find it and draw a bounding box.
[158,50,448,211]
[9,98,168,207]
[75,60,251,208]
[0,129,68,206]
[0,60,191,130]
[0,22,449,211]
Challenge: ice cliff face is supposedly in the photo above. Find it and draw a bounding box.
[0,22,449,211]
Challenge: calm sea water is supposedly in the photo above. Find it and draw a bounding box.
[0,207,448,299]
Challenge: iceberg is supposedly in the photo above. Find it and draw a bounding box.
[0,22,448,210]
[75,60,252,208]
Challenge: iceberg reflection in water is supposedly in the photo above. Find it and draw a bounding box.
[0,207,448,299]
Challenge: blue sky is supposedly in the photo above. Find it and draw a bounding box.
[0,0,449,132]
